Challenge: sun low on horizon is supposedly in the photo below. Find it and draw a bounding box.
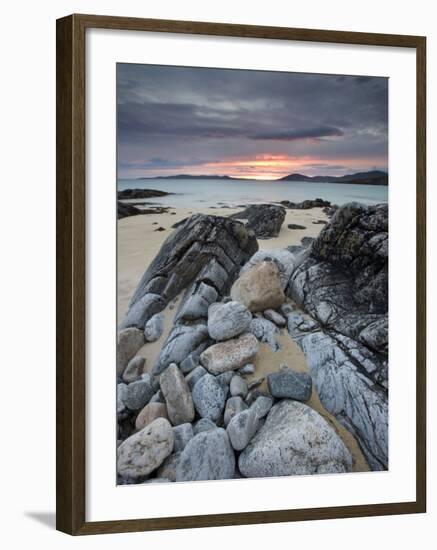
[117,64,388,181]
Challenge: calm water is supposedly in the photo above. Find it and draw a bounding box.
[118,178,388,208]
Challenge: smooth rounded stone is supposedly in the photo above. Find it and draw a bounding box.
[122,355,145,383]
[121,293,166,330]
[238,363,255,376]
[156,452,182,482]
[249,318,279,350]
[160,364,195,426]
[216,371,234,400]
[230,375,248,399]
[207,301,252,341]
[117,418,174,478]
[245,389,270,407]
[153,324,209,375]
[238,400,352,478]
[117,383,128,414]
[185,365,207,391]
[176,428,235,481]
[117,328,145,376]
[144,313,164,342]
[180,353,198,374]
[231,261,285,312]
[263,309,287,327]
[173,423,194,452]
[227,408,260,451]
[267,370,312,402]
[200,333,259,374]
[250,395,274,419]
[192,374,226,422]
[224,396,248,427]
[193,417,216,434]
[135,402,168,431]
[150,389,165,403]
[240,249,296,290]
[288,223,306,230]
[124,378,154,411]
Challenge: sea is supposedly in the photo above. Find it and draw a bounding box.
[117,178,388,208]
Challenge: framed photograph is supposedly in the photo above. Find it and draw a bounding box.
[56,14,426,535]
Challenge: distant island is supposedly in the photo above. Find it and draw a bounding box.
[135,170,388,185]
[279,170,388,185]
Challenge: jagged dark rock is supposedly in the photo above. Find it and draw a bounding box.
[118,188,172,199]
[285,202,388,470]
[118,202,142,219]
[122,214,258,331]
[229,204,286,239]
[280,198,331,209]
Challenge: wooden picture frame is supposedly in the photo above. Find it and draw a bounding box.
[56,13,426,535]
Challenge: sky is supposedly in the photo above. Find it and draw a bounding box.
[117,63,388,180]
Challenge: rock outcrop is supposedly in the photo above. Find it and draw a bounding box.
[285,202,389,470]
[229,204,286,239]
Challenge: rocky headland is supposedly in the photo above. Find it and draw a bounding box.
[117,201,388,483]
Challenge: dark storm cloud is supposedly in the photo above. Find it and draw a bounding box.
[251,126,344,141]
[117,63,388,178]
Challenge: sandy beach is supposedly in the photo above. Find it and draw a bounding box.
[117,205,328,321]
[117,205,370,473]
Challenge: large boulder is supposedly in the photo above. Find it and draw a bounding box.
[159,364,195,425]
[238,400,352,477]
[117,417,174,479]
[176,428,235,481]
[230,204,286,239]
[200,333,259,374]
[231,261,285,312]
[239,249,296,290]
[207,301,252,341]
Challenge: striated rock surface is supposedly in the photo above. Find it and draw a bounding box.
[200,333,259,374]
[239,400,352,477]
[122,214,258,330]
[231,261,285,312]
[285,202,388,469]
[117,418,174,479]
